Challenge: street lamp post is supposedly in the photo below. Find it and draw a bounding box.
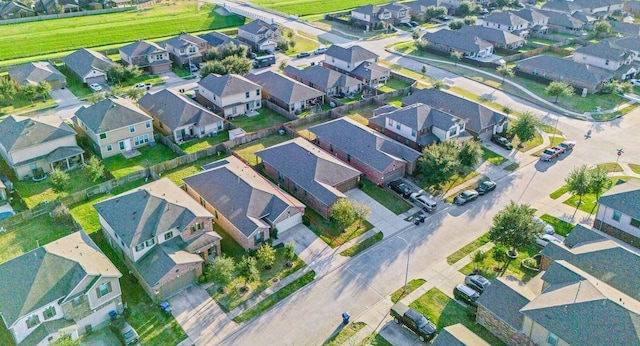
[398,236,410,293]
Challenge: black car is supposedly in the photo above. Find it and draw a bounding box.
[454,190,479,205]
[491,135,513,150]
[454,284,480,307]
[296,51,311,58]
[388,180,412,198]
[465,274,491,293]
[390,302,437,342]
[410,21,419,27]
[476,180,496,195]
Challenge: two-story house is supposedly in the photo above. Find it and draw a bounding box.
[183,156,305,250]
[421,29,495,58]
[573,40,638,80]
[594,178,640,248]
[161,33,208,67]
[246,71,324,115]
[542,0,624,16]
[8,61,66,89]
[483,11,530,36]
[198,31,249,56]
[95,178,221,300]
[73,97,154,158]
[537,9,586,34]
[0,231,122,346]
[323,45,390,86]
[196,73,262,119]
[283,65,363,97]
[351,3,410,30]
[0,115,84,180]
[119,40,172,74]
[138,89,226,143]
[62,48,114,85]
[513,8,549,34]
[237,19,282,53]
[0,1,34,19]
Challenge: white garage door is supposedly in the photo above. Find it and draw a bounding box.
[275,212,303,234]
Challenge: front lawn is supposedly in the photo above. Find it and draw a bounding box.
[339,232,383,257]
[0,91,56,116]
[539,214,575,237]
[390,278,426,303]
[233,134,294,166]
[414,170,480,197]
[481,147,507,166]
[562,176,631,214]
[446,233,491,265]
[377,79,411,93]
[103,144,179,179]
[324,322,366,346]
[305,208,374,248]
[359,178,412,215]
[596,162,623,173]
[59,66,93,98]
[14,168,106,209]
[178,131,230,154]
[503,162,519,171]
[549,185,568,199]
[409,288,505,345]
[531,136,566,156]
[630,164,640,174]
[282,28,321,56]
[230,108,290,133]
[460,243,542,283]
[517,132,543,152]
[0,213,75,263]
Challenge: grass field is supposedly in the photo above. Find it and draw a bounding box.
[250,0,390,17]
[0,2,245,61]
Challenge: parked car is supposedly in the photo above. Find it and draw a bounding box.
[399,22,413,29]
[314,46,328,55]
[465,274,491,293]
[296,51,311,58]
[476,180,496,195]
[454,190,479,205]
[535,233,563,247]
[410,192,437,212]
[630,79,640,87]
[390,302,437,342]
[111,317,139,346]
[189,63,199,73]
[453,284,480,306]
[532,216,555,235]
[132,83,151,90]
[410,21,419,27]
[558,141,576,153]
[491,135,513,150]
[388,180,412,198]
[540,147,561,161]
[89,83,102,91]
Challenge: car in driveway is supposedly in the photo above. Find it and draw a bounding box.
[465,274,491,293]
[132,83,151,91]
[453,284,480,306]
[476,180,496,195]
[533,216,555,234]
[390,302,437,342]
[314,46,328,55]
[296,51,311,58]
[111,317,139,346]
[89,83,102,91]
[410,192,437,212]
[454,190,479,205]
[535,233,563,247]
[540,147,561,161]
[388,180,412,198]
[491,135,513,150]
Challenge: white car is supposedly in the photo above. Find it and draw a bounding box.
[132,83,150,90]
[629,79,640,87]
[535,234,563,247]
[532,216,555,235]
[89,83,102,91]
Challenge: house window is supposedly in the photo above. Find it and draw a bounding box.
[347,154,351,162]
[133,134,149,146]
[449,127,457,137]
[388,118,393,126]
[197,222,204,230]
[411,129,416,137]
[99,133,107,139]
[145,238,155,247]
[232,107,237,115]
[96,281,112,298]
[605,59,609,66]
[189,47,196,54]
[631,218,640,228]
[278,172,284,181]
[217,122,223,130]
[26,315,40,329]
[165,231,174,240]
[155,54,164,60]
[135,243,145,252]
[612,210,621,221]
[199,196,205,207]
[145,121,151,128]
[396,122,401,130]
[106,144,113,152]
[547,332,558,346]
[254,231,263,245]
[119,141,125,150]
[246,91,250,98]
[129,125,135,133]
[43,306,56,320]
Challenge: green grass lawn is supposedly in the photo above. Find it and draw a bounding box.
[234,134,294,166]
[59,65,94,98]
[539,123,563,135]
[358,333,393,346]
[14,168,106,209]
[252,0,389,16]
[460,243,543,283]
[282,28,321,55]
[377,78,411,93]
[323,321,366,346]
[517,132,543,152]
[415,170,480,197]
[0,2,245,61]
[390,278,426,303]
[559,176,630,214]
[0,214,75,263]
[172,65,193,78]
[531,136,566,156]
[230,108,290,133]
[481,147,507,166]
[213,224,249,260]
[409,288,505,345]
[446,233,491,265]
[549,184,568,199]
[539,214,575,237]
[103,144,179,179]
[0,92,56,117]
[0,323,14,346]
[305,208,374,248]
[630,164,640,174]
[596,162,623,173]
[359,178,412,215]
[503,162,519,171]
[178,131,230,154]
[339,232,383,257]
[160,153,230,186]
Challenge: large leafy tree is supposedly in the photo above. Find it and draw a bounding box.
[207,256,235,292]
[418,140,461,190]
[510,111,540,146]
[458,139,483,174]
[424,5,447,21]
[332,198,357,231]
[237,255,260,290]
[256,243,277,270]
[83,156,105,182]
[588,166,612,214]
[489,201,543,255]
[565,165,590,210]
[594,21,611,37]
[545,81,574,103]
[353,201,371,229]
[36,81,51,101]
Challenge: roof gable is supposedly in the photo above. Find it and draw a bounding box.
[138,89,224,130]
[198,73,261,97]
[0,115,76,153]
[74,97,151,134]
[598,179,640,219]
[246,71,324,104]
[325,45,378,64]
[61,48,113,79]
[120,40,166,57]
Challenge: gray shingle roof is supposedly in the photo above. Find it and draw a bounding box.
[119,40,167,57]
[184,156,304,238]
[138,89,224,131]
[246,71,324,105]
[537,9,584,29]
[598,178,640,220]
[477,278,531,329]
[134,236,203,287]
[401,89,506,134]
[198,73,261,97]
[458,25,525,45]
[612,36,640,53]
[575,40,634,61]
[0,115,76,153]
[541,0,581,12]
[611,22,640,36]
[74,97,151,134]
[562,224,606,248]
[61,48,113,80]
[513,8,548,23]
[162,33,206,50]
[421,29,493,53]
[370,103,465,134]
[484,11,529,27]
[255,138,361,207]
[350,61,390,81]
[516,55,613,85]
[308,117,421,172]
[8,61,65,86]
[284,65,361,91]
[0,231,120,328]
[238,19,278,35]
[198,31,245,50]
[351,4,378,16]
[431,324,491,346]
[325,45,378,64]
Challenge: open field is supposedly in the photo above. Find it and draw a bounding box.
[250,0,391,17]
[0,2,245,61]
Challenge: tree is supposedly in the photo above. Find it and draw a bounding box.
[36,81,51,101]
[206,256,235,292]
[565,165,590,211]
[509,111,540,146]
[123,65,142,81]
[107,64,127,83]
[22,84,37,104]
[496,65,514,84]
[87,92,105,104]
[52,335,80,346]
[237,255,260,290]
[288,39,296,49]
[412,29,421,40]
[432,79,445,89]
[221,55,252,75]
[332,198,357,231]
[127,88,145,102]
[449,20,464,30]
[588,166,612,214]
[456,1,474,16]
[450,50,463,65]
[424,5,447,21]
[616,81,634,95]
[256,243,277,270]
[284,241,296,265]
[594,21,611,37]
[200,61,222,78]
[49,168,70,192]
[84,156,105,182]
[221,42,248,58]
[545,81,574,103]
[472,249,487,271]
[353,202,371,229]
[489,201,542,256]
[463,16,477,25]
[418,140,461,190]
[0,78,18,102]
[458,139,482,173]
[107,84,125,98]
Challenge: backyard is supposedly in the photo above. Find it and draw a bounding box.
[230,108,290,134]
[282,28,322,56]
[233,134,294,166]
[0,88,57,116]
[14,168,105,209]
[178,130,230,154]
[0,213,75,263]
[102,143,179,179]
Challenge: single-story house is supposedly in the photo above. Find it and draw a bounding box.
[198,31,249,55]
[61,48,114,85]
[8,61,66,89]
[283,65,363,97]
[246,71,325,115]
[594,178,640,248]
[421,29,494,59]
[458,25,525,50]
[516,55,614,93]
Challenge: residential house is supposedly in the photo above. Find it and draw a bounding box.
[309,117,421,184]
[161,33,208,66]
[611,36,640,63]
[8,61,66,89]
[283,65,362,97]
[573,40,637,80]
[119,40,172,74]
[246,71,324,115]
[541,0,624,16]
[183,156,305,250]
[0,231,122,346]
[458,25,525,49]
[323,45,390,86]
[624,1,640,15]
[477,225,640,346]
[138,89,226,143]
[0,115,84,180]
[196,73,262,119]
[61,48,114,85]
[369,103,468,150]
[350,3,410,30]
[536,9,585,34]
[255,138,361,219]
[431,324,491,346]
[421,29,494,58]
[516,55,614,93]
[73,97,154,158]
[611,22,640,37]
[594,178,640,248]
[198,31,248,56]
[482,11,530,35]
[402,88,508,139]
[513,8,550,34]
[237,19,282,53]
[571,11,598,30]
[405,0,456,19]
[94,178,220,300]
[0,1,34,19]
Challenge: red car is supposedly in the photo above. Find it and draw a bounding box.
[540,147,561,161]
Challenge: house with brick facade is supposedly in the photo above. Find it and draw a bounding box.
[308,117,421,185]
[283,65,363,98]
[182,156,305,250]
[246,71,324,115]
[594,178,640,248]
[255,138,361,219]
[94,178,220,300]
[0,231,122,346]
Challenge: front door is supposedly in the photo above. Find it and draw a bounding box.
[124,139,132,151]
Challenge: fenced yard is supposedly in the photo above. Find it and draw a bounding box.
[230,108,291,134]
[103,143,179,179]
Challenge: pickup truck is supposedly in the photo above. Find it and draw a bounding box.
[390,302,437,342]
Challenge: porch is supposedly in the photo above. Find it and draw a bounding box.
[47,146,85,172]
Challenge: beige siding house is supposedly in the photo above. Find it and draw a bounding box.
[119,40,172,74]
[73,97,154,158]
[196,74,262,119]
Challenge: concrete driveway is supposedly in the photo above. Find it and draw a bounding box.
[50,88,81,108]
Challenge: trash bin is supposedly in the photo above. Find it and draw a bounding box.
[342,312,350,325]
